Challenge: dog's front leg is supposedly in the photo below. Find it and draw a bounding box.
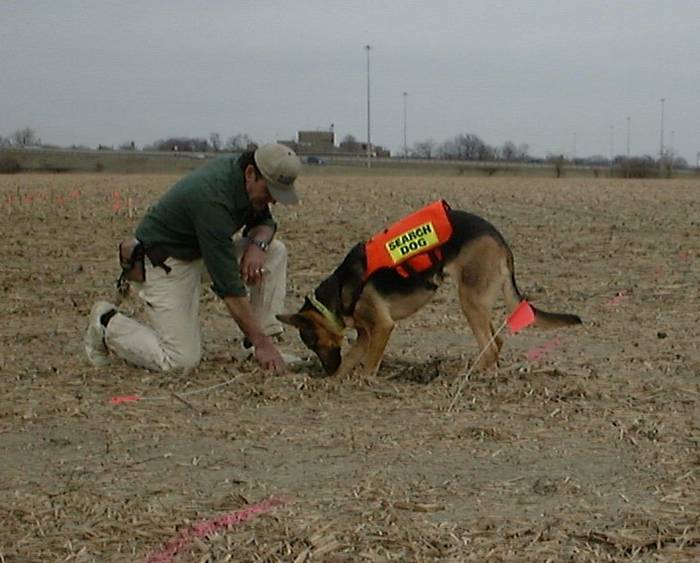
[334,327,369,378]
[359,322,394,378]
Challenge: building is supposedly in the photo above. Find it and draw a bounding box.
[278,130,390,158]
[297,131,335,154]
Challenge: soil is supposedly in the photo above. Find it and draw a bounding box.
[1,173,698,562]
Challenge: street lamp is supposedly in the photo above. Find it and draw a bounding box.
[365,44,371,169]
[670,130,675,158]
[659,97,665,161]
[403,92,408,158]
[609,125,615,164]
[670,129,675,173]
[626,116,631,159]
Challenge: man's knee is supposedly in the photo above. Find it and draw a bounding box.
[267,239,287,260]
[166,347,201,372]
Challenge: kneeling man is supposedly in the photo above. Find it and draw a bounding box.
[85,143,301,374]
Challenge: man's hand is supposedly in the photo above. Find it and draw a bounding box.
[241,244,267,285]
[223,289,285,374]
[253,338,286,374]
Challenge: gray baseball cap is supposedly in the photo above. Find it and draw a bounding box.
[254,143,301,205]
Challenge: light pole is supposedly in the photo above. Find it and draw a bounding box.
[572,132,576,162]
[670,130,675,158]
[609,125,615,164]
[659,97,665,161]
[670,129,675,173]
[625,116,631,178]
[403,92,408,158]
[365,44,372,169]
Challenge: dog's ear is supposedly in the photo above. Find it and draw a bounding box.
[276,313,312,329]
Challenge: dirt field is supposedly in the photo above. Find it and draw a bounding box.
[1,172,698,562]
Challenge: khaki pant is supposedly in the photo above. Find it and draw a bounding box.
[104,238,287,372]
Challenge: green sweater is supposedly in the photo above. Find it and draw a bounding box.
[135,156,276,297]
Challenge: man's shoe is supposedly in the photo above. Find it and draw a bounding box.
[84,301,116,366]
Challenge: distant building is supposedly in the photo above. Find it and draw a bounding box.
[297,131,335,154]
[279,130,390,158]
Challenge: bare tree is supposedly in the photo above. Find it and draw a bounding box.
[339,134,359,152]
[437,138,458,159]
[209,132,221,152]
[500,141,518,161]
[11,127,41,147]
[412,139,436,159]
[224,134,254,151]
[460,134,493,160]
[150,137,209,152]
[516,143,530,161]
[439,134,493,160]
[0,135,10,148]
[498,141,530,162]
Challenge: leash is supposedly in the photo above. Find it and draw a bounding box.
[109,372,248,405]
[447,319,508,413]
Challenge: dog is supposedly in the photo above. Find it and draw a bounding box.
[278,203,581,377]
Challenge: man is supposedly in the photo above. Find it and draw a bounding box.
[84,143,301,374]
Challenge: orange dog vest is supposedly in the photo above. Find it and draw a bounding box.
[364,200,453,280]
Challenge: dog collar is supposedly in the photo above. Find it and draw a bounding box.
[307,293,345,334]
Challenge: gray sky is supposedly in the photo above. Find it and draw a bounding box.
[3,1,699,162]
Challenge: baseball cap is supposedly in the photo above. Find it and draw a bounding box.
[254,143,301,205]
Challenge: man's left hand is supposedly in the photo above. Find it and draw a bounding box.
[241,245,266,285]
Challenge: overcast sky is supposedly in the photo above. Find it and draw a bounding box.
[3,1,699,162]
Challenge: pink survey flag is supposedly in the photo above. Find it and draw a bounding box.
[507,300,535,333]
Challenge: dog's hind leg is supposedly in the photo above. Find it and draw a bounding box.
[454,236,507,370]
[458,285,501,370]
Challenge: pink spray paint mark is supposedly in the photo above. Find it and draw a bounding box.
[526,337,562,362]
[605,290,626,307]
[109,395,141,404]
[145,497,289,563]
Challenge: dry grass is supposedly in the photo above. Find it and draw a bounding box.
[1,173,698,561]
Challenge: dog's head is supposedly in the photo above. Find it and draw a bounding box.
[277,310,343,375]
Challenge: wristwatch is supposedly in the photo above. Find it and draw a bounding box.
[248,237,270,252]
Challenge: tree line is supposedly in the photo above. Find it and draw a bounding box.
[1,127,690,169]
[404,133,688,168]
[0,128,257,154]
[407,134,530,162]
[0,128,42,148]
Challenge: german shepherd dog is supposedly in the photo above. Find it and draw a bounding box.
[278,208,581,377]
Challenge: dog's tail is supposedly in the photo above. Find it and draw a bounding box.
[501,249,582,329]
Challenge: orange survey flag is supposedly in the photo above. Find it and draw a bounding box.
[507,301,536,333]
